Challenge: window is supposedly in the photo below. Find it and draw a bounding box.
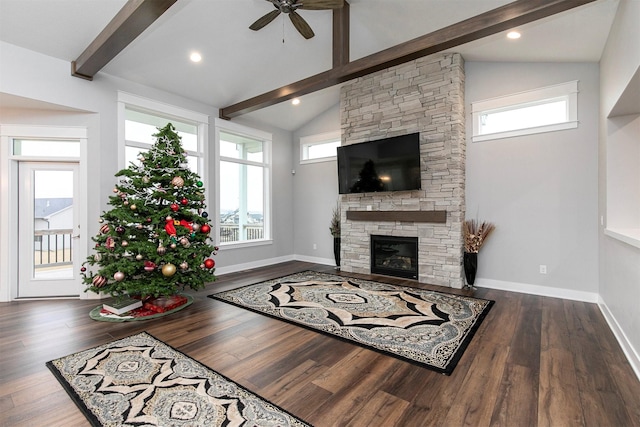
[300,131,341,163]
[12,139,80,158]
[472,81,578,142]
[118,92,208,176]
[216,120,271,246]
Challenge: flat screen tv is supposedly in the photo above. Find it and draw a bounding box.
[337,133,421,194]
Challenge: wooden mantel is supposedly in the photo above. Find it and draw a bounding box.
[346,210,447,223]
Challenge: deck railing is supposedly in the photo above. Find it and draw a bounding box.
[219,224,264,243]
[34,228,73,268]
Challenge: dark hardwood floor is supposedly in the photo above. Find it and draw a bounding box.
[1,261,639,426]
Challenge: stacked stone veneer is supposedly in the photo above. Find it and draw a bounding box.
[340,53,466,288]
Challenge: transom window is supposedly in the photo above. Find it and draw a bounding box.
[472,81,578,142]
[300,131,341,163]
[12,139,80,158]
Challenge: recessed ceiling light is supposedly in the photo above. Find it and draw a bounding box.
[507,31,521,40]
[190,52,202,63]
[291,98,301,106]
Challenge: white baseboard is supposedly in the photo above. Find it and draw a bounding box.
[474,277,599,303]
[213,255,295,275]
[598,296,640,382]
[293,254,337,266]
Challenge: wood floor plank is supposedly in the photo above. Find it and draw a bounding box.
[346,390,410,427]
[306,351,401,425]
[0,261,639,427]
[538,298,585,426]
[565,300,635,427]
[440,337,510,426]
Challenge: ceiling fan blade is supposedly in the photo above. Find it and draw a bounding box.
[289,11,315,39]
[298,0,343,10]
[249,9,282,31]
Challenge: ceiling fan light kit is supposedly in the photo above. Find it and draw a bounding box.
[249,0,343,39]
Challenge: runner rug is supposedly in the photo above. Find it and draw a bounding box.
[210,271,494,375]
[46,332,309,427]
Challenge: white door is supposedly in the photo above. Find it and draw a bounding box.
[18,162,81,297]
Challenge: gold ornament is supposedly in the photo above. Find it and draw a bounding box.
[162,263,177,277]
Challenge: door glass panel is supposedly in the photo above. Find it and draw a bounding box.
[33,170,74,279]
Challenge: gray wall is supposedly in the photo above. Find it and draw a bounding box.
[465,61,600,295]
[292,104,340,265]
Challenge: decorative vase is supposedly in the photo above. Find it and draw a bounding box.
[463,252,478,287]
[333,237,341,267]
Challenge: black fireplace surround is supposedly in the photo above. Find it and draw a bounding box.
[371,235,418,279]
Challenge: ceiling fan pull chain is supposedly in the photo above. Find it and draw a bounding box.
[282,15,285,43]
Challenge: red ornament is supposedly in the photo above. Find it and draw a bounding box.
[200,224,211,234]
[170,203,180,212]
[180,198,188,205]
[204,258,215,269]
[144,260,156,272]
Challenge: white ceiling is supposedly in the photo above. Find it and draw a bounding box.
[0,0,619,131]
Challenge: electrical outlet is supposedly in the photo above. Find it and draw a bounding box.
[313,243,317,250]
[539,265,547,274]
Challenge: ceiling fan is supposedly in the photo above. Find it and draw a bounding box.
[250,0,344,40]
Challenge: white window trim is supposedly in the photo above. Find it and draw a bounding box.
[214,118,272,248]
[472,81,578,142]
[300,130,341,164]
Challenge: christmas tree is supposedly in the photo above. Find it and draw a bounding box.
[82,123,217,298]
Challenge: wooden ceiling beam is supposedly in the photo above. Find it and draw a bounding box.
[333,1,350,68]
[220,0,596,120]
[71,0,177,80]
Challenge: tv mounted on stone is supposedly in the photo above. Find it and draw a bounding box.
[337,132,421,195]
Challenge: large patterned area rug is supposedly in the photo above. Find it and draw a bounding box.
[211,271,494,375]
[46,332,310,427]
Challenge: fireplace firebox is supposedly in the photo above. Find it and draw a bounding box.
[371,235,418,279]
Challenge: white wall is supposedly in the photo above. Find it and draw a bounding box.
[465,61,600,301]
[598,0,640,377]
[0,41,296,297]
[292,104,340,265]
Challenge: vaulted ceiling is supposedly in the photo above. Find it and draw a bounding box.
[0,0,619,131]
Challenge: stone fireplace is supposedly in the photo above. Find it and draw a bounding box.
[339,53,466,288]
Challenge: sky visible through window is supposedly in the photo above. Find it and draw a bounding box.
[479,99,568,135]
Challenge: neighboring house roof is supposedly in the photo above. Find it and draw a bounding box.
[34,198,73,219]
